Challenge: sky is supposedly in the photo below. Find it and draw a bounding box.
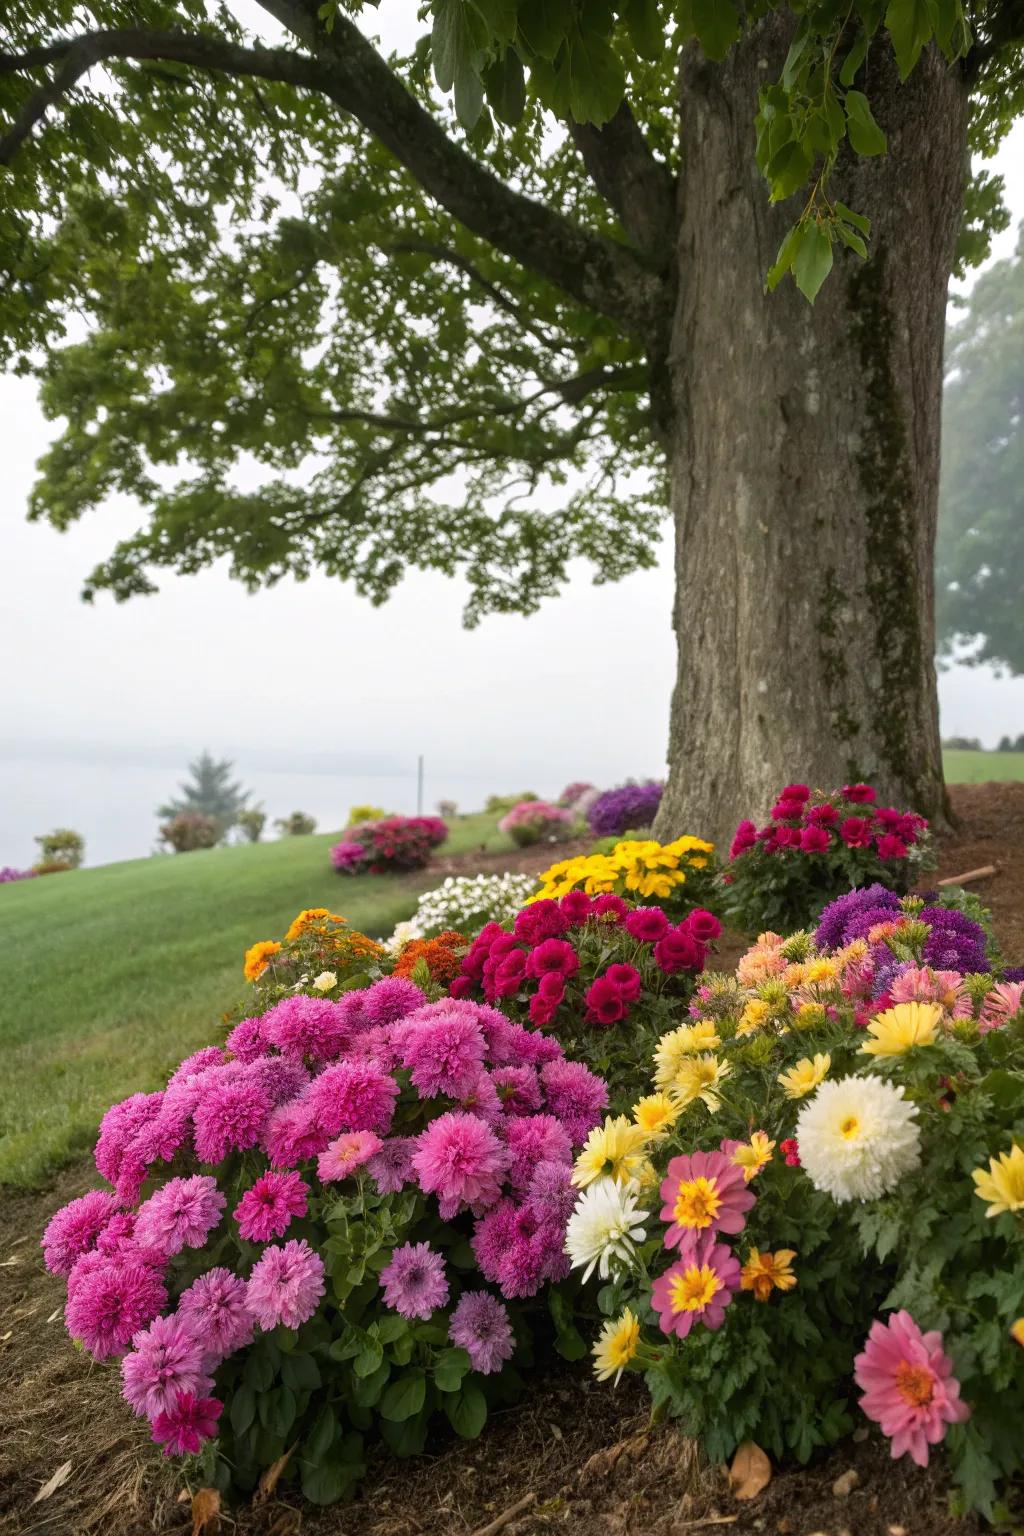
[2,7,1024,868]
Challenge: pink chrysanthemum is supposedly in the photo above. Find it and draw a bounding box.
[224,1015,271,1062]
[507,1025,564,1066]
[471,1200,567,1298]
[261,995,350,1062]
[193,1077,272,1164]
[473,1005,520,1065]
[246,1239,325,1331]
[650,1234,741,1339]
[379,1241,449,1320]
[396,1006,487,1098]
[889,967,972,1019]
[261,1098,333,1168]
[504,1116,572,1195]
[233,1171,309,1242]
[979,981,1024,1034]
[659,1151,756,1248]
[121,1313,211,1419]
[94,1091,164,1186]
[96,1212,139,1257]
[456,1071,503,1124]
[245,1055,310,1106]
[345,1023,399,1070]
[367,1136,418,1195]
[42,1190,120,1277]
[134,1176,226,1257]
[363,976,425,1026]
[177,1267,254,1358]
[318,1130,382,1181]
[448,1291,515,1375]
[168,1047,225,1085]
[304,1060,399,1136]
[150,1391,223,1457]
[854,1310,970,1466]
[538,1059,608,1145]
[65,1255,168,1360]
[412,1112,507,1220]
[492,1065,543,1117]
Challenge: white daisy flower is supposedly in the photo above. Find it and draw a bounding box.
[564,1177,649,1283]
[796,1074,921,1203]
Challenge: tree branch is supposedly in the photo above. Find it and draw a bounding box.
[569,100,677,262]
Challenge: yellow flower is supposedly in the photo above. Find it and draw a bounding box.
[312,970,338,992]
[740,1248,797,1302]
[861,1002,943,1058]
[1011,1318,1024,1348]
[632,1093,681,1139]
[972,1143,1024,1218]
[592,1308,641,1385]
[731,1131,776,1182]
[804,958,838,985]
[777,1053,831,1100]
[243,939,282,982]
[664,835,715,861]
[572,1116,650,1189]
[581,856,620,894]
[653,1022,722,1088]
[284,907,345,942]
[794,1002,827,1030]
[670,1054,730,1111]
[736,998,771,1037]
[635,869,684,899]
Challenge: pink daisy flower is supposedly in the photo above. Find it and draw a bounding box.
[979,981,1024,1034]
[65,1255,168,1361]
[650,1234,741,1339]
[448,1292,515,1375]
[193,1077,272,1164]
[304,1060,399,1136]
[233,1171,309,1242]
[121,1313,212,1419]
[412,1112,507,1220]
[246,1239,325,1331]
[177,1267,254,1358]
[889,967,972,1019]
[134,1176,226,1257]
[367,1136,418,1195]
[317,1130,383,1181]
[150,1391,223,1457]
[379,1241,449,1320]
[854,1310,970,1466]
[659,1151,756,1248]
[42,1190,120,1277]
[396,1006,486,1098]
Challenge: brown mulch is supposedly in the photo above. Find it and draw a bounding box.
[2,784,1021,1536]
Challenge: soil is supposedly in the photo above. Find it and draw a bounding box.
[2,783,1021,1536]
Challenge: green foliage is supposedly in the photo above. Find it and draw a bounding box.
[157,751,251,839]
[33,826,85,869]
[276,811,318,837]
[159,810,221,853]
[236,807,267,843]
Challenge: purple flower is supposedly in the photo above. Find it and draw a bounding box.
[246,1239,325,1331]
[224,1015,271,1062]
[539,1059,608,1145]
[919,907,991,974]
[448,1292,515,1375]
[233,1171,309,1242]
[362,976,425,1026]
[492,1065,543,1116]
[504,1116,572,1195]
[150,1391,223,1456]
[814,885,901,949]
[395,1004,487,1098]
[522,1158,577,1226]
[42,1190,120,1277]
[587,781,663,837]
[134,1176,225,1257]
[380,1241,448,1320]
[177,1267,254,1358]
[121,1313,212,1419]
[367,1136,418,1195]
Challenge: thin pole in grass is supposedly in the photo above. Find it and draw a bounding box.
[416,754,424,815]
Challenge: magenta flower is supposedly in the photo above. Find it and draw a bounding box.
[168,1047,225,1084]
[224,1015,271,1062]
[380,1241,449,1320]
[234,1171,309,1243]
[513,900,569,944]
[94,1091,164,1186]
[367,1135,418,1195]
[362,976,424,1026]
[134,1176,226,1257]
[539,1059,608,1145]
[686,909,722,943]
[492,950,528,998]
[448,1291,515,1375]
[457,1070,503,1123]
[843,783,877,803]
[193,1077,272,1164]
[261,995,350,1062]
[559,891,594,925]
[592,893,628,920]
[840,815,873,848]
[492,1065,542,1116]
[65,1255,168,1361]
[605,962,643,1001]
[396,1005,487,1098]
[652,928,704,975]
[42,1190,120,1277]
[800,825,831,852]
[877,833,909,860]
[584,976,627,1025]
[525,939,579,980]
[523,1159,577,1226]
[624,906,670,942]
[245,1055,310,1106]
[854,1311,970,1467]
[304,1060,399,1136]
[650,1234,741,1339]
[659,1151,756,1248]
[246,1239,325,1331]
[412,1112,507,1220]
[177,1267,254,1357]
[317,1129,383,1181]
[979,980,1024,1033]
[504,1115,572,1194]
[261,1099,333,1168]
[150,1391,223,1457]
[121,1313,211,1419]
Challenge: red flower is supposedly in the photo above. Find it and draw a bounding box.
[876,834,909,860]
[780,783,810,802]
[584,976,627,1025]
[807,804,838,827]
[624,906,670,942]
[592,893,628,920]
[605,963,643,1002]
[653,928,704,975]
[774,825,802,848]
[843,783,877,804]
[800,826,831,853]
[526,938,579,980]
[779,1138,801,1167]
[492,950,528,997]
[841,816,873,849]
[685,909,722,943]
[771,798,805,822]
[558,891,593,925]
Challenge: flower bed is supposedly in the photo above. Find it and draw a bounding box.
[393,872,537,943]
[532,835,716,917]
[1,865,36,883]
[566,887,1023,1514]
[242,909,386,1005]
[725,782,935,931]
[331,816,448,876]
[497,800,576,847]
[587,781,663,837]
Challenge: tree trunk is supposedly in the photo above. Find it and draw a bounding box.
[655,23,968,852]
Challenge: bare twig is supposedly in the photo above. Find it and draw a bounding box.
[469,1491,537,1536]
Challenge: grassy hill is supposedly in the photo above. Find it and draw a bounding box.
[0,813,512,1186]
[942,749,1024,783]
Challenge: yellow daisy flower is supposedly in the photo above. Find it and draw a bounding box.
[736,998,772,1037]
[972,1143,1024,1218]
[653,1022,722,1088]
[572,1116,650,1189]
[794,1002,827,1030]
[730,1131,776,1182]
[670,1054,730,1112]
[777,1053,831,1100]
[592,1308,641,1384]
[861,1002,943,1058]
[740,1247,797,1301]
[632,1093,681,1139]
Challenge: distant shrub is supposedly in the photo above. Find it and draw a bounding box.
[997,734,1024,752]
[498,801,576,848]
[34,827,85,869]
[33,859,75,876]
[346,804,387,827]
[436,799,458,818]
[485,792,537,814]
[331,816,448,876]
[236,808,267,843]
[587,782,663,837]
[1,865,37,883]
[160,812,220,853]
[942,735,983,751]
[557,781,594,807]
[276,812,318,837]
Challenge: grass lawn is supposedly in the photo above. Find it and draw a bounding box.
[943,749,1024,783]
[0,813,512,1187]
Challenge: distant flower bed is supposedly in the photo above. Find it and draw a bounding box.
[497,800,576,847]
[566,885,1023,1515]
[725,782,935,931]
[331,816,448,876]
[587,781,663,837]
[0,865,36,884]
[532,836,716,917]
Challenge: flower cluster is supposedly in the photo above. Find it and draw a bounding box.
[392,872,536,943]
[44,978,610,1500]
[587,781,663,837]
[392,930,468,987]
[331,815,448,876]
[0,865,36,883]
[532,836,716,914]
[725,783,935,932]
[346,803,388,826]
[242,909,385,1000]
[497,800,576,847]
[569,891,1023,1514]
[557,781,595,808]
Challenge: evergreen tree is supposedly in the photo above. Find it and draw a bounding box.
[157,752,250,838]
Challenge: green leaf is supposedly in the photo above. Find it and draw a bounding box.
[622,0,662,60]
[380,1409,430,1458]
[836,223,868,259]
[445,1380,489,1438]
[835,201,870,235]
[885,0,932,78]
[350,1359,391,1407]
[353,1339,385,1378]
[548,1286,588,1361]
[845,91,887,156]
[766,223,805,292]
[566,25,626,125]
[434,1346,472,1392]
[281,1352,322,1391]
[482,50,526,126]
[229,1384,256,1438]
[793,225,833,302]
[839,30,868,86]
[516,0,572,59]
[377,1315,409,1345]
[304,1405,338,1463]
[767,138,815,202]
[432,0,487,128]
[691,0,740,60]
[379,1368,427,1422]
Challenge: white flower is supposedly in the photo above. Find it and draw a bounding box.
[384,919,424,955]
[407,872,535,937]
[564,1177,649,1283]
[795,1074,921,1203]
[311,971,337,992]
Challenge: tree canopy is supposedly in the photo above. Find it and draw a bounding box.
[2,0,1023,621]
[157,751,251,834]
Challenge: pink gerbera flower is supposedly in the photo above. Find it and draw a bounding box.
[854,1310,970,1466]
[317,1130,382,1181]
[121,1313,212,1419]
[233,1171,309,1242]
[150,1391,223,1457]
[659,1151,756,1248]
[134,1176,226,1257]
[650,1234,741,1339]
[246,1239,325,1331]
[411,1112,507,1220]
[177,1267,254,1358]
[42,1190,120,1277]
[448,1291,515,1375]
[379,1241,449,1320]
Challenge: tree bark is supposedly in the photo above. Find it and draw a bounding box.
[655,22,968,852]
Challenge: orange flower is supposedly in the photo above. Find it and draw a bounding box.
[243,940,282,982]
[394,930,468,985]
[285,907,346,942]
[740,1247,797,1302]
